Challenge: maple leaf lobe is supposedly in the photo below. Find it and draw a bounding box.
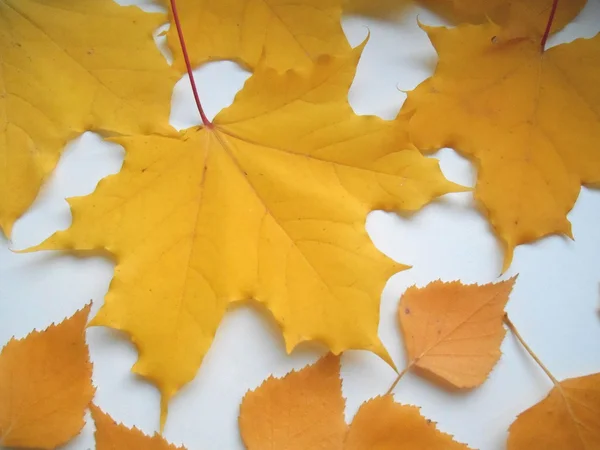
[0,0,178,237]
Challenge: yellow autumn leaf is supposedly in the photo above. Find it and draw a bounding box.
[400,23,600,269]
[91,404,186,450]
[418,0,586,36]
[397,278,516,389]
[508,373,600,449]
[0,0,178,237]
[26,43,463,427]
[240,354,472,449]
[0,304,94,449]
[164,0,351,72]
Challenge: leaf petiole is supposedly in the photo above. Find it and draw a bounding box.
[504,314,559,386]
[385,364,412,395]
[168,0,213,128]
[540,0,559,53]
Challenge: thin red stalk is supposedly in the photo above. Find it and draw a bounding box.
[540,0,559,52]
[169,0,212,128]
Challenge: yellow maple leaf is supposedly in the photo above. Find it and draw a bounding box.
[400,23,600,270]
[240,354,472,449]
[508,373,600,449]
[394,278,516,390]
[91,404,185,449]
[504,315,600,449]
[27,43,463,427]
[163,0,351,72]
[0,304,94,449]
[417,0,586,36]
[0,0,178,237]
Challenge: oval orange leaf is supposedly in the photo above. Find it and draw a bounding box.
[0,304,94,449]
[398,278,516,389]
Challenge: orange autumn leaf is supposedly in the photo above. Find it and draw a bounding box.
[345,395,471,450]
[503,316,600,450]
[417,0,586,36]
[0,304,94,449]
[400,23,600,269]
[27,43,462,426]
[91,404,186,450]
[239,354,471,449]
[398,278,516,389]
[164,0,351,72]
[239,354,347,449]
[508,373,600,449]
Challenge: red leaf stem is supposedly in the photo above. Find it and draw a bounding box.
[168,0,212,128]
[541,0,559,53]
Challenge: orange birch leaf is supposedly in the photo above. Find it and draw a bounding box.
[27,43,463,425]
[509,376,600,449]
[506,361,600,449]
[0,304,94,449]
[417,0,586,36]
[345,395,472,450]
[240,355,471,449]
[239,354,347,450]
[91,404,186,450]
[0,0,178,237]
[508,373,600,449]
[400,23,600,269]
[398,278,516,389]
[164,0,351,72]
[503,315,600,449]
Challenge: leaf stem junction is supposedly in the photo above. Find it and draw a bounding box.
[168,0,213,128]
[541,0,559,53]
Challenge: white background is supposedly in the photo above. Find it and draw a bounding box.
[1,1,600,448]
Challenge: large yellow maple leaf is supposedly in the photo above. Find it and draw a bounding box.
[0,0,177,237]
[28,44,462,426]
[164,0,350,72]
[400,23,600,269]
[240,354,472,449]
